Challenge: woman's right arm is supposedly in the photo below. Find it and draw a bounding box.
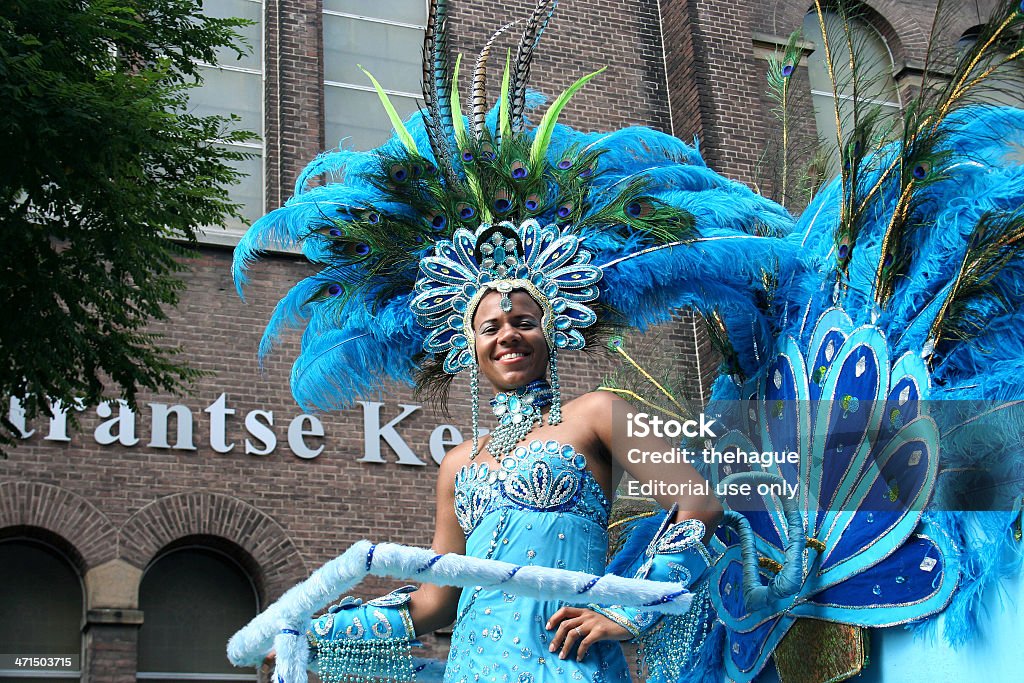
[262,445,468,668]
[406,442,469,635]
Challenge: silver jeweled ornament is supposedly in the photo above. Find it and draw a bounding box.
[486,379,554,457]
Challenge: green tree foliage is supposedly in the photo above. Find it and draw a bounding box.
[0,0,258,449]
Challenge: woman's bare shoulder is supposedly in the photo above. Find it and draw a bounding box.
[556,390,622,457]
[438,438,475,479]
[561,389,619,416]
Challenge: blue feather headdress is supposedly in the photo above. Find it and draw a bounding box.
[232,0,793,412]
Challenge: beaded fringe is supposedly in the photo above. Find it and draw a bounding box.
[315,638,416,683]
[470,364,480,459]
[548,347,562,425]
[637,580,715,683]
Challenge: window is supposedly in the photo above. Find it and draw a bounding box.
[0,540,83,681]
[137,547,259,681]
[191,0,265,238]
[956,25,1024,108]
[803,10,902,175]
[323,1,426,151]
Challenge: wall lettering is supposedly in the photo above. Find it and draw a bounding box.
[8,394,465,465]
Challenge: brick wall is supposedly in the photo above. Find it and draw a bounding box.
[658,0,770,183]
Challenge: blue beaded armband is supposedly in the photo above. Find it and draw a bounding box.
[637,513,713,586]
[590,513,714,642]
[631,509,717,683]
[305,586,419,683]
[587,604,660,640]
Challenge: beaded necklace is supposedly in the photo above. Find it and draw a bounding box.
[484,379,554,458]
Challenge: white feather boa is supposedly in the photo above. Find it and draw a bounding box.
[227,540,695,679]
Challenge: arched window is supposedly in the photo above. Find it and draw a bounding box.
[0,539,83,681]
[803,9,902,175]
[956,25,1024,108]
[137,547,259,681]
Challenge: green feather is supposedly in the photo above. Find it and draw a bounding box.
[578,177,696,243]
[304,279,351,307]
[871,0,1024,306]
[359,65,419,155]
[927,210,1024,352]
[499,49,512,144]
[705,310,744,381]
[529,67,607,169]
[451,53,468,149]
[464,166,490,223]
[762,29,822,208]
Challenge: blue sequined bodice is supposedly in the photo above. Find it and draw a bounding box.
[445,439,630,683]
[453,439,610,537]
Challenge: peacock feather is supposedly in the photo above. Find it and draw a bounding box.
[759,29,828,209]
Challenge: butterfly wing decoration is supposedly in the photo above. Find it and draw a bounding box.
[703,309,958,681]
[680,2,1024,679]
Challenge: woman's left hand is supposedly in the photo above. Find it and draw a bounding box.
[545,606,632,661]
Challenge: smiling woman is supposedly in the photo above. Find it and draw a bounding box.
[390,219,723,683]
[473,291,549,391]
[250,210,725,682]
[230,0,736,678]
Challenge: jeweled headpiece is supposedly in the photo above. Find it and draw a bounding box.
[412,220,600,373]
[411,218,602,456]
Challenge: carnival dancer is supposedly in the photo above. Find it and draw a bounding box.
[396,279,721,683]
[229,0,751,678]
[231,1,1024,681]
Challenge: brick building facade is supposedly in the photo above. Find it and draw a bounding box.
[0,1,995,681]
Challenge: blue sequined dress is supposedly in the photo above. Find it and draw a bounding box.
[446,439,633,683]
